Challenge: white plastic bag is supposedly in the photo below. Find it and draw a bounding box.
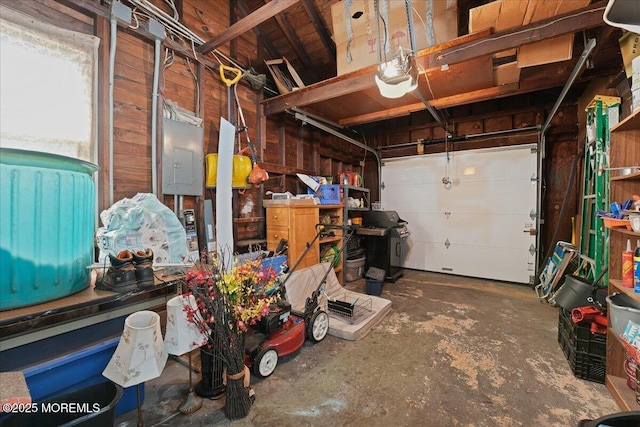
[96,193,188,264]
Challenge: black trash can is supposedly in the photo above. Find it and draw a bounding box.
[0,381,122,427]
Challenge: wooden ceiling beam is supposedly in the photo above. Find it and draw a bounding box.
[262,1,608,118]
[198,0,300,54]
[236,0,282,59]
[337,87,515,127]
[300,0,336,66]
[261,31,491,116]
[56,0,108,19]
[338,60,586,126]
[261,0,315,71]
[263,67,379,114]
[427,1,607,68]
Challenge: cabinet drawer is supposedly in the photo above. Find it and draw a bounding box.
[267,226,288,246]
[266,207,289,227]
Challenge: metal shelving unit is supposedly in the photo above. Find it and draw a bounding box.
[341,185,369,281]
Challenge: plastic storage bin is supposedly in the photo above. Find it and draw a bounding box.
[364,267,385,296]
[261,255,288,275]
[0,148,98,311]
[345,256,365,282]
[606,292,640,335]
[23,337,141,418]
[0,381,122,427]
[308,184,340,204]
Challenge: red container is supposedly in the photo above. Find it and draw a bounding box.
[623,239,634,288]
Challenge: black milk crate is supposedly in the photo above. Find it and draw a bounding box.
[557,308,606,384]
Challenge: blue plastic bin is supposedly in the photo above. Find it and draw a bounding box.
[308,184,341,204]
[23,337,142,418]
[261,255,288,275]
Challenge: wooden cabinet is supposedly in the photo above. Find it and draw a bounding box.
[605,109,640,410]
[266,204,319,270]
[265,202,344,283]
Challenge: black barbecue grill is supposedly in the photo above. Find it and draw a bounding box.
[357,210,410,282]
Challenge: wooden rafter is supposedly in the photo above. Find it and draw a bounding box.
[427,1,607,68]
[261,31,492,116]
[197,0,300,53]
[56,0,108,19]
[337,57,600,126]
[299,0,336,66]
[260,0,314,71]
[236,0,282,59]
[262,1,609,119]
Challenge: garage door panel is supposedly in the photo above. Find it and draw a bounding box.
[413,241,533,283]
[382,145,538,284]
[447,179,536,214]
[444,213,535,247]
[401,209,534,246]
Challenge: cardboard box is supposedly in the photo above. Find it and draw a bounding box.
[518,33,575,68]
[619,31,640,79]
[468,0,589,69]
[494,61,521,86]
[469,0,526,59]
[332,0,458,76]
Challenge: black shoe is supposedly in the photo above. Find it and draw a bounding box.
[132,248,155,289]
[96,250,137,292]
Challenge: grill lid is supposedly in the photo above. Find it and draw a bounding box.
[363,210,407,228]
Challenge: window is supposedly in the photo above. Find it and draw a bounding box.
[0,5,98,162]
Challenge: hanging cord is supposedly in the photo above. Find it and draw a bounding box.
[405,0,416,55]
[184,57,200,118]
[380,0,390,56]
[163,0,179,20]
[374,0,389,64]
[234,83,243,153]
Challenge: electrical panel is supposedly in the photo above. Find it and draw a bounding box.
[162,118,204,196]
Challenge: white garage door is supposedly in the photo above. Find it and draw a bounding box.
[381,144,538,284]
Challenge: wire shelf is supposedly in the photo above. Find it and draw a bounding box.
[327,291,373,324]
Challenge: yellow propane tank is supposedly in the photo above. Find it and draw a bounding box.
[205,153,252,189]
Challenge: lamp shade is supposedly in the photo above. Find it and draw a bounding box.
[164,294,208,356]
[102,310,168,388]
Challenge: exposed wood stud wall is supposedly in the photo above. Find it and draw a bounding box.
[7,0,596,260]
[96,17,110,213]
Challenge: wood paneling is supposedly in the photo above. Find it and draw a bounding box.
[4,0,92,34]
[11,0,594,260]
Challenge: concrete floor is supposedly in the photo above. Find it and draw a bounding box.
[116,270,620,427]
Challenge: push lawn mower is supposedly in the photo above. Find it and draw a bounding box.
[244,223,354,377]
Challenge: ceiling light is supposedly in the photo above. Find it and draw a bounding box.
[463,167,477,176]
[375,48,418,99]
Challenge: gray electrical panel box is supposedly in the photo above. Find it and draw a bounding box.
[162,117,204,196]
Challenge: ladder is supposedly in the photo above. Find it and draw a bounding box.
[579,96,619,281]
